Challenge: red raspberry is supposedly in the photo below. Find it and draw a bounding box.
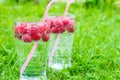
[59,27,66,33]
[31,33,41,41]
[44,19,48,23]
[14,32,22,40]
[22,34,32,43]
[15,25,28,35]
[51,27,59,33]
[19,26,28,35]
[46,27,51,34]
[46,18,55,28]
[67,26,75,33]
[62,19,70,26]
[46,16,75,34]
[46,18,55,33]
[55,20,62,28]
[29,26,39,35]
[42,33,50,42]
[14,22,29,39]
[14,26,20,33]
[50,20,55,28]
[28,26,41,41]
[38,24,47,33]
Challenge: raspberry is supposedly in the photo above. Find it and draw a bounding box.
[46,18,55,29]
[50,20,55,28]
[59,27,66,33]
[46,27,51,34]
[46,16,75,34]
[38,24,47,34]
[55,20,62,28]
[22,34,32,43]
[67,26,75,33]
[62,19,70,26]
[47,16,67,34]
[19,26,28,35]
[14,22,51,42]
[14,32,22,40]
[14,23,29,40]
[15,25,28,35]
[29,26,39,35]
[28,26,42,41]
[14,26,20,33]
[31,33,41,41]
[51,27,59,33]
[42,33,50,42]
[44,19,48,23]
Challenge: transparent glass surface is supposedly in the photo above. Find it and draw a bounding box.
[14,18,49,80]
[48,32,74,70]
[47,13,75,70]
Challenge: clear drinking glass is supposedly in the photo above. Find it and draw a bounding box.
[47,13,75,70]
[14,18,49,80]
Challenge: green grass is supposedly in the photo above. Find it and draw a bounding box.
[0,2,120,80]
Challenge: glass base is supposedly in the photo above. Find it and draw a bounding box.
[20,75,47,80]
[48,63,71,70]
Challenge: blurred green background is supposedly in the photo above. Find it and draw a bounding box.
[0,0,120,80]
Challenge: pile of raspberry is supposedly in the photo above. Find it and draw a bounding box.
[14,22,50,43]
[45,16,75,34]
[14,16,75,43]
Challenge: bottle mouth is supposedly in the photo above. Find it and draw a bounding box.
[47,13,75,18]
[15,18,42,23]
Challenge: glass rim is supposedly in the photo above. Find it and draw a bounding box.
[47,12,75,18]
[15,18,42,22]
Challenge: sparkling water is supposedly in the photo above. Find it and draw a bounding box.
[15,40,48,80]
[48,32,74,70]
